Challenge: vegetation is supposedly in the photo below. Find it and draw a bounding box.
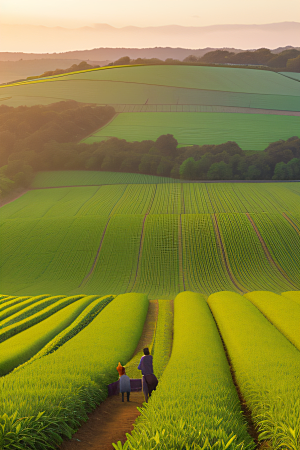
[245,291,300,350]
[0,101,114,197]
[1,179,299,297]
[0,295,96,375]
[14,295,114,372]
[84,111,300,151]
[108,48,300,72]
[208,291,300,450]
[152,300,173,379]
[115,292,255,450]
[0,293,148,449]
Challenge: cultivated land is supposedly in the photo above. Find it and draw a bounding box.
[1,64,300,149]
[1,172,299,298]
[1,64,300,449]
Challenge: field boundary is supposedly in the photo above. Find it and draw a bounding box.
[246,213,298,289]
[78,217,111,288]
[282,212,300,235]
[109,104,300,116]
[212,214,247,294]
[130,214,148,292]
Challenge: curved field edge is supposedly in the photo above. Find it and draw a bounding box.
[208,291,300,450]
[0,293,148,449]
[13,295,115,373]
[0,295,99,376]
[117,292,255,450]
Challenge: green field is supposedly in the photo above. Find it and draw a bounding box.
[1,64,300,150]
[1,174,299,298]
[82,111,300,150]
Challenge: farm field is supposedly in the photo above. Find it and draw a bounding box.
[1,62,300,448]
[0,173,299,297]
[0,289,299,449]
[82,111,300,150]
[1,64,300,150]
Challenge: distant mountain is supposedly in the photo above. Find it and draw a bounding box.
[1,22,300,54]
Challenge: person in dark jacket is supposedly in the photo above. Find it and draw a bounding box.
[138,347,158,402]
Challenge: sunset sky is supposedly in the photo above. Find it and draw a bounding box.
[2,0,300,27]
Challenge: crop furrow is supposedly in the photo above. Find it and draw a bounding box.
[79,217,111,287]
[282,212,300,235]
[130,214,148,292]
[246,213,298,288]
[212,214,247,293]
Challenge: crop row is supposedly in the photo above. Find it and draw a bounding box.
[181,214,236,294]
[0,216,107,295]
[133,214,182,299]
[2,183,300,222]
[152,299,174,380]
[82,214,144,294]
[208,291,300,449]
[282,290,300,305]
[0,295,94,376]
[0,293,148,449]
[217,213,294,292]
[245,291,300,350]
[116,292,254,450]
[14,295,114,373]
[250,212,300,286]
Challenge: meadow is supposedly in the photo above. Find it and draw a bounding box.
[82,111,300,150]
[1,64,300,150]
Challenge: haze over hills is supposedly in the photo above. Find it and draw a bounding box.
[1,22,300,53]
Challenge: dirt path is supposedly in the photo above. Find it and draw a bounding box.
[59,300,158,450]
[59,392,145,450]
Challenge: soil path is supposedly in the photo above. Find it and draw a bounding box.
[59,391,145,450]
[59,300,158,450]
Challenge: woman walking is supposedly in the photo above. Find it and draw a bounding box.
[138,347,158,402]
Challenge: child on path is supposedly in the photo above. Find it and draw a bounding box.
[118,365,131,402]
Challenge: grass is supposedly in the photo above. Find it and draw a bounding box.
[208,291,300,450]
[0,295,95,375]
[115,292,255,450]
[83,112,300,150]
[1,179,300,297]
[1,65,299,112]
[0,293,148,449]
[281,291,300,305]
[31,171,177,188]
[245,291,300,350]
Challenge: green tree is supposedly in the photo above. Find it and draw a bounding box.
[207,161,232,180]
[179,157,196,180]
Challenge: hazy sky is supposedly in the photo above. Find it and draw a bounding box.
[2,0,300,27]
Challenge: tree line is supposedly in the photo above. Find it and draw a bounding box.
[109,48,300,72]
[0,101,299,198]
[16,47,300,86]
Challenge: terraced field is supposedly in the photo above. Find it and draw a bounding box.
[1,64,300,149]
[1,172,299,297]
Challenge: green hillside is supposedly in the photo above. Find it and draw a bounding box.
[1,65,300,151]
[1,174,299,298]
[83,111,300,150]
